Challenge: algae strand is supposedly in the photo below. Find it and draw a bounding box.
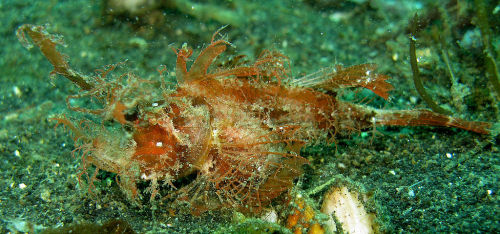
[409,14,452,115]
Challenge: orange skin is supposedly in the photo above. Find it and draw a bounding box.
[18,24,491,214]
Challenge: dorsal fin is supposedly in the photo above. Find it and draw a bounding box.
[174,26,231,84]
[291,64,393,100]
[188,40,228,81]
[173,43,193,84]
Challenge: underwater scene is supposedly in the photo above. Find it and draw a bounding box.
[0,0,499,233]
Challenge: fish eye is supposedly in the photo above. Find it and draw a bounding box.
[124,106,139,122]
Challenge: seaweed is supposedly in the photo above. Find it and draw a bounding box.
[474,0,500,100]
[408,13,452,115]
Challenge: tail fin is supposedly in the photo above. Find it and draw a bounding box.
[374,109,491,134]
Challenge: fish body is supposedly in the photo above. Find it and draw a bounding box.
[17,24,491,214]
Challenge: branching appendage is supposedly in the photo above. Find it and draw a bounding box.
[253,50,291,85]
[50,115,103,195]
[16,24,94,90]
[51,116,87,142]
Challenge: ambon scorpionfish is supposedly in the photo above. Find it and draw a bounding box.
[17,24,491,214]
